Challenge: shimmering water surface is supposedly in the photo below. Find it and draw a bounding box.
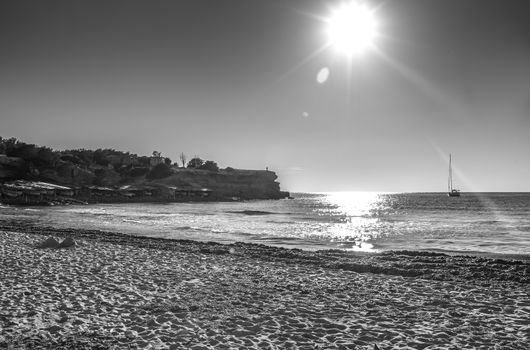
[1,192,529,255]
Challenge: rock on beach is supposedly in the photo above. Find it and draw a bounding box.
[36,236,60,248]
[58,237,76,248]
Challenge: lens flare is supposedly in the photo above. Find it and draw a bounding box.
[316,67,330,83]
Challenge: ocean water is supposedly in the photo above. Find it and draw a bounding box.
[1,192,529,256]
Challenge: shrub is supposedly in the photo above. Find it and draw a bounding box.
[147,163,172,179]
[129,167,149,177]
[199,160,219,172]
[187,157,204,169]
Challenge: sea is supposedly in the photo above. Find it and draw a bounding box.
[1,192,529,256]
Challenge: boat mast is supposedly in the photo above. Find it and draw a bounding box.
[448,154,452,192]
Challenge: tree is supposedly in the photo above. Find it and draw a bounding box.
[9,143,39,160]
[187,157,204,169]
[93,149,109,166]
[1,137,19,156]
[199,160,219,172]
[60,154,82,165]
[68,148,94,165]
[164,157,172,166]
[36,147,58,167]
[146,163,172,179]
[179,152,187,168]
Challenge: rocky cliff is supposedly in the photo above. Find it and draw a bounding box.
[154,168,289,200]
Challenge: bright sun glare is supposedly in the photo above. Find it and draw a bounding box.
[326,2,376,56]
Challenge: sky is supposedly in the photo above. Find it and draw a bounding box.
[1,0,529,192]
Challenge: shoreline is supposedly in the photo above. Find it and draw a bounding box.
[2,222,529,283]
[1,224,529,349]
[1,217,529,259]
[1,205,529,260]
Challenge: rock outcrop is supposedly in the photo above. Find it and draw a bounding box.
[36,237,60,248]
[154,168,289,200]
[40,163,96,187]
[58,237,76,248]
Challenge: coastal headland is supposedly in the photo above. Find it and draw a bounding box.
[1,223,528,349]
[0,137,289,205]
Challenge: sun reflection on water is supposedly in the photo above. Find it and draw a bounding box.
[316,192,387,251]
[325,191,381,216]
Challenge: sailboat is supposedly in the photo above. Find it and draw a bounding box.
[448,154,460,197]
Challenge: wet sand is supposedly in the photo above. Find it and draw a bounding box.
[1,225,529,349]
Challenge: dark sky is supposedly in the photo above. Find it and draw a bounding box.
[1,0,529,191]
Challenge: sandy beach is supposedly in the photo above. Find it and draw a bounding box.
[1,225,529,349]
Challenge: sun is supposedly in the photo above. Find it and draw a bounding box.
[326,2,377,57]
